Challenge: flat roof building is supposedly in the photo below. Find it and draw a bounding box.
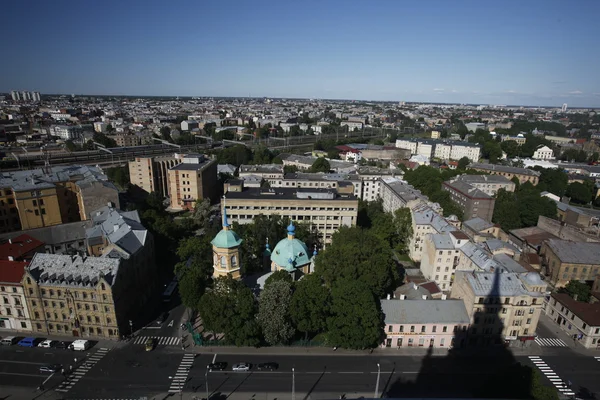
[443,179,495,222]
[168,154,218,211]
[469,163,540,185]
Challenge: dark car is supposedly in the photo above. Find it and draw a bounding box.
[156,312,169,325]
[55,341,71,349]
[39,364,62,373]
[257,362,278,371]
[207,362,227,371]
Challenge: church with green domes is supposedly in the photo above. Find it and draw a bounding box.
[269,222,315,280]
[210,208,243,279]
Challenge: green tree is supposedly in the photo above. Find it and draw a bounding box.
[290,274,330,339]
[457,156,470,170]
[217,145,253,166]
[252,145,273,165]
[500,140,520,158]
[105,166,130,188]
[315,227,398,297]
[566,182,593,204]
[534,167,568,197]
[160,126,172,141]
[483,141,502,164]
[327,279,383,349]
[492,189,522,231]
[93,132,117,148]
[257,280,295,345]
[65,139,77,152]
[393,208,413,253]
[310,158,331,173]
[560,280,591,302]
[198,276,261,346]
[178,267,209,310]
[264,270,293,288]
[283,165,298,174]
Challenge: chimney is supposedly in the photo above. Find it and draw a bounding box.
[113,224,119,232]
[441,294,447,300]
[8,256,14,261]
[574,294,578,302]
[422,295,427,300]
[8,238,12,244]
[400,294,406,300]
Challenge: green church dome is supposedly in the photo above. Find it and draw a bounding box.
[211,229,243,249]
[270,223,310,272]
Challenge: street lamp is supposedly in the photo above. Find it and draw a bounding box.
[292,367,295,400]
[374,363,381,398]
[205,367,209,400]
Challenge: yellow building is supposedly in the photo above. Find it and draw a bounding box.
[0,166,119,233]
[168,154,218,211]
[210,208,243,279]
[540,239,600,287]
[129,155,181,198]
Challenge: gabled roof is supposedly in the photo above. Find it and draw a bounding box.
[0,260,28,284]
[0,234,44,260]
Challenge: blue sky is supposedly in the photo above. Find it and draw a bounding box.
[2,0,599,106]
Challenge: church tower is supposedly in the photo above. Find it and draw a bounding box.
[210,207,243,279]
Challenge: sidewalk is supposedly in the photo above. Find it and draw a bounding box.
[0,328,127,350]
[538,313,599,356]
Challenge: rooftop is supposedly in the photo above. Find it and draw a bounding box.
[0,260,28,284]
[0,234,44,260]
[223,187,357,201]
[544,239,600,265]
[170,156,214,171]
[461,270,544,297]
[27,253,121,287]
[552,293,600,326]
[443,180,492,199]
[469,163,541,177]
[0,165,117,192]
[457,174,515,185]
[463,217,495,233]
[239,164,284,174]
[86,207,148,258]
[412,204,455,233]
[381,299,470,324]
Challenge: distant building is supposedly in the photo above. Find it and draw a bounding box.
[10,90,20,101]
[239,164,284,186]
[562,103,568,112]
[465,122,486,132]
[454,175,515,196]
[469,163,540,185]
[431,130,441,139]
[168,154,218,210]
[545,292,600,349]
[532,145,554,160]
[93,122,107,133]
[0,259,31,331]
[442,179,496,221]
[114,134,141,147]
[180,120,199,131]
[129,155,182,198]
[51,125,83,140]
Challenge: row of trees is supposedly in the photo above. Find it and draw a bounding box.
[492,182,557,231]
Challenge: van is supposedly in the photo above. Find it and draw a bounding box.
[69,339,90,351]
[1,336,18,345]
[17,337,37,347]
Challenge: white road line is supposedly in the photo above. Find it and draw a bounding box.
[212,353,218,363]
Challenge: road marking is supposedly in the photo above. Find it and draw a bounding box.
[535,337,567,347]
[168,320,174,327]
[212,353,217,363]
[0,359,46,365]
[339,371,363,374]
[0,372,49,377]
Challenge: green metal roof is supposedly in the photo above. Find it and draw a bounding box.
[211,229,243,249]
[270,236,310,272]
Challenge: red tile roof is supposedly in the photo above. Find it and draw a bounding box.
[0,260,28,284]
[552,292,600,326]
[0,234,44,261]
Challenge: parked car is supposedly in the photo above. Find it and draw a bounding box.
[1,336,18,346]
[55,341,71,350]
[69,339,90,351]
[39,364,62,373]
[18,337,38,347]
[232,363,251,372]
[38,339,56,348]
[207,362,227,371]
[145,338,155,352]
[257,362,278,371]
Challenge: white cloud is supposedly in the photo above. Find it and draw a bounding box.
[451,89,458,93]
[506,90,516,93]
[568,90,583,95]
[433,88,445,92]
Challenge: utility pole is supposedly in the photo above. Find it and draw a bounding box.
[374,363,381,398]
[292,367,295,400]
[129,320,133,337]
[205,367,209,400]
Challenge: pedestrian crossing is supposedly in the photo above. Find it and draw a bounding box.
[133,335,181,346]
[528,356,575,397]
[535,337,567,347]
[55,348,110,393]
[168,353,195,393]
[595,356,600,362]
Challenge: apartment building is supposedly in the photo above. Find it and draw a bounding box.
[469,163,540,185]
[51,125,83,140]
[272,172,362,199]
[0,260,32,331]
[380,299,470,349]
[114,134,141,147]
[379,177,428,213]
[450,144,481,162]
[357,167,396,202]
[0,166,119,233]
[222,185,358,244]
[395,139,481,162]
[462,217,504,242]
[451,270,546,346]
[239,164,284,186]
[410,204,460,262]
[545,293,600,349]
[540,239,600,287]
[168,154,218,211]
[22,207,155,339]
[443,179,496,221]
[532,145,554,160]
[129,155,182,198]
[281,154,356,173]
[420,231,470,291]
[454,175,516,196]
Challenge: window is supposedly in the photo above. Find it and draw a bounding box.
[388,325,393,332]
[432,326,437,333]
[583,323,587,330]
[36,323,42,330]
[410,325,415,333]
[442,326,447,333]
[399,326,404,332]
[107,317,112,324]
[95,316,100,323]
[20,321,27,329]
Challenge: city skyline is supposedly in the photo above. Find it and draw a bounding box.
[2,0,600,107]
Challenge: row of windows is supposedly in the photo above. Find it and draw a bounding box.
[33,285,108,297]
[478,297,537,306]
[37,323,116,336]
[0,307,25,317]
[387,324,463,334]
[34,310,113,325]
[2,296,22,305]
[0,286,18,293]
[227,205,355,212]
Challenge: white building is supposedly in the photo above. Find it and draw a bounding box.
[10,90,20,101]
[410,204,459,262]
[94,122,107,133]
[181,120,199,131]
[341,121,363,131]
[395,139,418,154]
[417,142,434,158]
[450,144,481,163]
[434,143,452,160]
[421,231,470,291]
[532,145,554,160]
[51,125,82,140]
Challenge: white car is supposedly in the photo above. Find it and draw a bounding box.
[38,340,56,348]
[232,363,251,371]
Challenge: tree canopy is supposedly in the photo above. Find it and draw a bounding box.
[315,226,399,297]
[492,184,557,230]
[257,280,295,345]
[310,157,331,173]
[560,280,591,302]
[290,274,330,338]
[566,181,594,205]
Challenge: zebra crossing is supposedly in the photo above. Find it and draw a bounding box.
[55,348,110,393]
[535,337,567,347]
[168,353,195,393]
[528,356,575,397]
[133,335,181,346]
[595,356,600,362]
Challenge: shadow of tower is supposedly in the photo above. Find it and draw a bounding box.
[385,267,536,398]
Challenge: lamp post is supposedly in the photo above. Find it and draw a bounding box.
[292,367,295,400]
[129,319,133,337]
[374,363,381,398]
[205,367,209,400]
